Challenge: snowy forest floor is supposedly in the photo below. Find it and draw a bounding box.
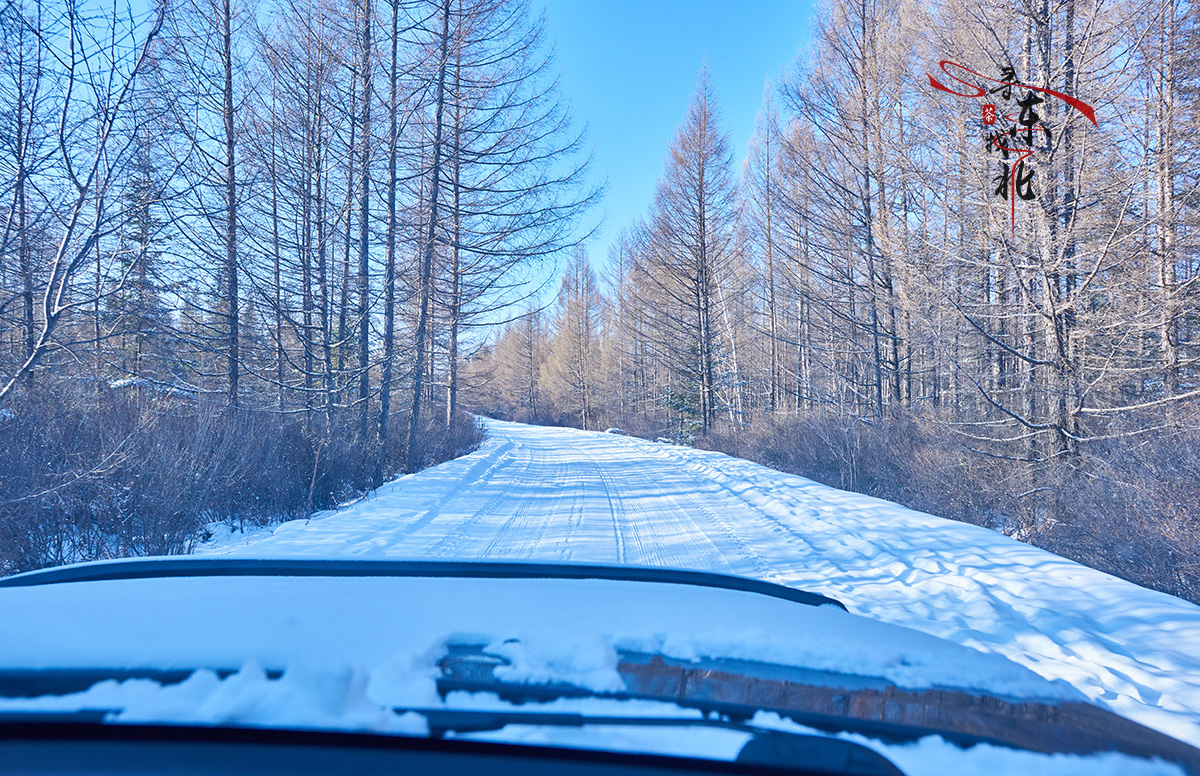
[202,418,1200,748]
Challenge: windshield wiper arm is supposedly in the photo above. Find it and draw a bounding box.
[434,674,1007,750]
[407,708,740,736]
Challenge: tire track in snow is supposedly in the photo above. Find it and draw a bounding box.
[477,457,569,560]
[422,441,541,558]
[399,439,518,538]
[591,457,626,564]
[589,450,729,571]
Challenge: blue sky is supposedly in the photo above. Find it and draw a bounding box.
[536,0,819,276]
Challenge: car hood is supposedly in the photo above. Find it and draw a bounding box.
[0,557,1068,698]
[0,558,1195,775]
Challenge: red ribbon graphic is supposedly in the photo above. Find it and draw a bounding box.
[927,60,1098,237]
[927,60,1098,126]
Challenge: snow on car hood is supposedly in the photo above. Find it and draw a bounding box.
[0,571,1079,702]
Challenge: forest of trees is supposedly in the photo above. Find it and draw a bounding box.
[470,0,1200,600]
[4,0,1199,603]
[0,0,595,572]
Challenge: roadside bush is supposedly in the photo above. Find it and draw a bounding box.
[699,412,1200,604]
[0,380,483,576]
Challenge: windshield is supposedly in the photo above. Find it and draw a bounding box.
[1,0,1199,774]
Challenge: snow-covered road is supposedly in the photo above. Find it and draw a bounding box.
[203,419,1200,746]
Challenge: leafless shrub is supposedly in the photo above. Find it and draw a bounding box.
[0,381,483,576]
[700,412,1200,604]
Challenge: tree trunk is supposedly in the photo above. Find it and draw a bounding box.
[357,0,374,436]
[446,27,462,427]
[376,0,401,487]
[222,0,239,408]
[407,0,452,473]
[1157,0,1179,402]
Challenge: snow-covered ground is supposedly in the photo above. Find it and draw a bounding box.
[200,418,1200,748]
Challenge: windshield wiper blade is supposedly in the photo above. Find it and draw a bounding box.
[0,710,112,723]
[433,674,1007,750]
[413,708,702,735]
[400,707,904,776]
